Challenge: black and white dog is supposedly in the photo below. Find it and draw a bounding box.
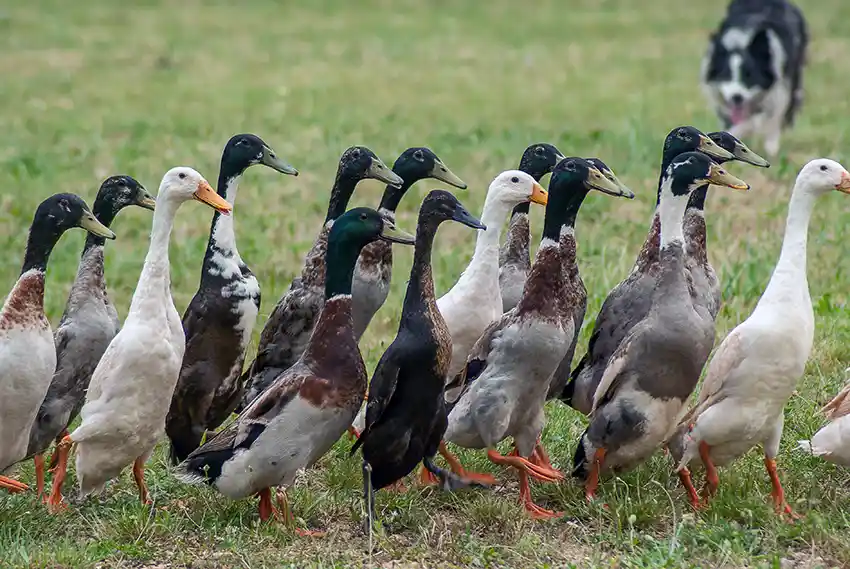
[701,0,808,157]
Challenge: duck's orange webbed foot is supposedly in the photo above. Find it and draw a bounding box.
[439,441,497,485]
[0,475,28,494]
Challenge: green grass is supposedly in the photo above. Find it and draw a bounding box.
[2,0,850,567]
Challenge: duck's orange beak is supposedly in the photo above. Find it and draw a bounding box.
[837,170,850,194]
[530,181,548,205]
[193,180,233,215]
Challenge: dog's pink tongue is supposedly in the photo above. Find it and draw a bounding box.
[730,106,747,125]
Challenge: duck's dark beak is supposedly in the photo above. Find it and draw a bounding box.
[379,218,415,245]
[193,179,234,215]
[368,157,404,188]
[698,134,735,161]
[587,166,633,198]
[705,163,750,191]
[836,170,850,194]
[137,189,157,211]
[430,159,467,190]
[261,146,299,176]
[450,203,486,230]
[730,139,770,168]
[79,209,116,240]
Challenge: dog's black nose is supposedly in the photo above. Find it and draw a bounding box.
[730,94,744,106]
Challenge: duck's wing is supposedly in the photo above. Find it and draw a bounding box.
[823,381,850,420]
[679,328,745,425]
[178,366,307,483]
[446,316,505,401]
[350,347,402,454]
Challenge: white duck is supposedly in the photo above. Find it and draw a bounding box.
[437,170,548,385]
[47,167,231,510]
[671,158,850,518]
[0,194,114,493]
[798,375,850,467]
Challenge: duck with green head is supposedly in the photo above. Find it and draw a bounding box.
[178,207,413,532]
[239,147,403,412]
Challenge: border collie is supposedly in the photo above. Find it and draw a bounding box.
[701,0,808,157]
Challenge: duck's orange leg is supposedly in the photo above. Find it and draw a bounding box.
[275,489,326,537]
[699,442,719,500]
[132,457,152,506]
[529,440,557,474]
[34,454,45,498]
[48,429,69,471]
[764,458,802,521]
[584,448,606,502]
[47,435,73,512]
[677,468,702,510]
[439,441,497,485]
[347,426,360,440]
[419,464,439,485]
[0,475,28,494]
[487,449,562,519]
[257,487,277,521]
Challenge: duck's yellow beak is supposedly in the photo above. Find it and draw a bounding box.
[193,180,233,215]
[79,209,116,240]
[837,170,850,194]
[698,134,735,161]
[706,163,750,191]
[529,181,548,205]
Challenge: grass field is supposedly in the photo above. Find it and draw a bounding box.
[2,0,850,567]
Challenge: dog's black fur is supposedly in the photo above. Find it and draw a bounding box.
[701,0,808,157]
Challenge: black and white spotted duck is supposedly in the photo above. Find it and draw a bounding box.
[166,134,298,464]
[573,151,749,502]
[25,177,155,495]
[351,147,467,342]
[351,190,487,517]
[238,147,403,412]
[561,126,735,415]
[0,193,115,494]
[177,207,414,533]
[444,158,631,519]
[498,143,565,313]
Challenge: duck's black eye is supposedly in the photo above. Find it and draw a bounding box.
[359,212,368,221]
[352,149,361,158]
[236,139,247,146]
[511,176,519,183]
[821,164,828,172]
[566,161,576,171]
[534,146,544,155]
[178,172,186,179]
[413,150,424,161]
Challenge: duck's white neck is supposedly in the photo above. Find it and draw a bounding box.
[760,186,817,304]
[129,195,180,314]
[207,176,241,263]
[214,176,240,249]
[469,194,514,265]
[658,179,688,249]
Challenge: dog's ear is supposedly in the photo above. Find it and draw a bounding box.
[749,28,772,66]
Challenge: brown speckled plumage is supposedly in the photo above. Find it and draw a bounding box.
[0,271,47,330]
